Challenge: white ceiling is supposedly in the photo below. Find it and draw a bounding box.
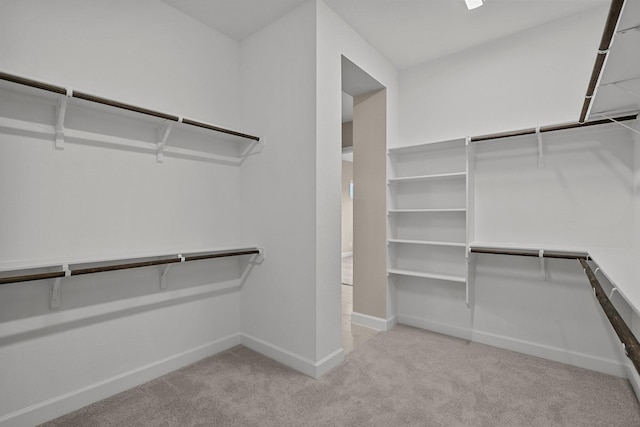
[161,0,608,70]
[161,0,308,41]
[323,0,608,69]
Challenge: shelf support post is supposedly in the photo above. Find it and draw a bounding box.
[536,127,544,169]
[55,92,70,150]
[50,264,70,309]
[466,246,475,308]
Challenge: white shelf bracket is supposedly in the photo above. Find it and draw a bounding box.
[612,83,640,100]
[156,122,174,163]
[252,247,266,264]
[536,127,544,169]
[538,250,548,282]
[160,264,171,290]
[595,112,640,137]
[239,137,265,165]
[609,287,619,300]
[50,264,70,309]
[55,94,70,150]
[160,254,184,289]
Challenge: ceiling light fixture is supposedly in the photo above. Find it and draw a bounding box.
[465,0,484,10]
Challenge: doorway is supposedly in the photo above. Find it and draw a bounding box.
[341,56,387,352]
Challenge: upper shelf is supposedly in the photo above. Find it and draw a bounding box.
[584,0,640,122]
[388,138,467,156]
[0,71,261,164]
[388,172,466,184]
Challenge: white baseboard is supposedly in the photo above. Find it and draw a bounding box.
[398,314,472,340]
[627,361,640,403]
[3,332,346,426]
[0,334,242,427]
[241,334,344,379]
[351,312,397,331]
[472,329,627,378]
[397,313,626,378]
[341,252,353,258]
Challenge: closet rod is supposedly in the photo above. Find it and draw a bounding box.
[579,258,640,374]
[0,71,68,95]
[0,249,260,285]
[469,246,640,374]
[72,91,179,121]
[579,0,626,123]
[469,113,637,142]
[0,71,260,142]
[469,247,588,260]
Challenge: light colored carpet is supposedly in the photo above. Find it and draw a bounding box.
[41,325,640,426]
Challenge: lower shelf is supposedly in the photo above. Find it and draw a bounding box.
[388,268,466,283]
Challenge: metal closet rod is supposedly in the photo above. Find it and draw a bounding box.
[580,258,640,374]
[579,0,626,123]
[0,249,260,285]
[0,71,260,142]
[469,247,588,259]
[469,113,637,142]
[470,246,640,375]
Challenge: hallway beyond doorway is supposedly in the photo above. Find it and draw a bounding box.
[341,277,378,353]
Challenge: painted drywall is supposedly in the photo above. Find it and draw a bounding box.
[239,1,323,366]
[474,125,634,248]
[352,90,387,319]
[393,3,636,376]
[316,0,399,332]
[0,0,241,129]
[0,0,248,424]
[341,160,353,254]
[398,5,609,145]
[396,118,635,376]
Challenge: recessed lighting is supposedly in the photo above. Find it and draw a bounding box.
[465,0,484,10]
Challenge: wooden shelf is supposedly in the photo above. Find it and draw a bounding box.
[388,208,466,214]
[388,268,466,283]
[388,172,466,184]
[388,239,466,247]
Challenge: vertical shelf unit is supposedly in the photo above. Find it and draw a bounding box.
[387,138,472,301]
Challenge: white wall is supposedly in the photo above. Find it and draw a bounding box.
[399,5,608,145]
[238,0,400,373]
[0,1,248,424]
[394,4,634,376]
[0,0,241,128]
[397,125,634,376]
[239,1,325,370]
[316,0,399,335]
[474,125,634,249]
